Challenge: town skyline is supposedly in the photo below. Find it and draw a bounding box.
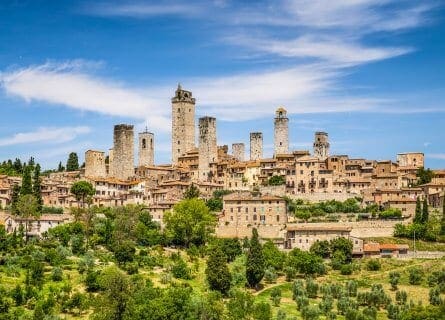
[0,1,444,169]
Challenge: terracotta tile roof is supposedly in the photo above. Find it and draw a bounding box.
[363,243,380,252]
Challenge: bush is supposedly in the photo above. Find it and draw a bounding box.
[270,287,281,306]
[171,257,191,280]
[389,271,400,291]
[366,259,381,271]
[340,264,353,275]
[264,267,278,283]
[51,267,63,282]
[408,267,423,285]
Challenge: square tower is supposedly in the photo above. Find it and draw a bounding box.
[250,132,263,160]
[199,116,218,181]
[171,84,196,165]
[274,107,289,156]
[111,124,134,180]
[232,143,245,162]
[138,128,154,167]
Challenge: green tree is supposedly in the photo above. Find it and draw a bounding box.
[416,167,434,185]
[408,267,423,285]
[164,198,216,247]
[253,302,272,320]
[441,194,445,235]
[422,197,429,223]
[32,164,43,213]
[16,194,41,243]
[70,181,95,208]
[226,290,254,320]
[268,175,285,186]
[263,240,286,270]
[206,246,232,295]
[20,165,33,195]
[183,183,200,199]
[330,237,353,264]
[10,184,20,214]
[414,197,422,224]
[246,228,265,289]
[66,152,79,171]
[58,161,65,172]
[389,271,400,291]
[310,240,331,258]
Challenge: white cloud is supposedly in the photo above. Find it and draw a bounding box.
[227,35,412,65]
[428,154,445,160]
[0,126,91,147]
[0,61,171,132]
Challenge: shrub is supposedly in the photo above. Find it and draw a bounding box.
[171,257,191,280]
[270,287,281,306]
[408,267,423,285]
[51,267,63,282]
[264,267,278,283]
[389,271,400,291]
[340,264,353,275]
[366,259,381,271]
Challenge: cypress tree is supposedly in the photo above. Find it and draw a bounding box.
[11,184,20,214]
[414,197,422,224]
[422,197,429,223]
[66,152,79,171]
[206,245,232,295]
[58,161,64,172]
[33,164,43,213]
[20,165,32,196]
[441,193,445,235]
[246,228,265,289]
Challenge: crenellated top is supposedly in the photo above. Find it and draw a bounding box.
[171,83,196,103]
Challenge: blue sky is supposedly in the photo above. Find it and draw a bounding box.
[0,0,444,169]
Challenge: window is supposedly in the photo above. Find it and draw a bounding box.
[276,215,280,222]
[253,214,257,221]
[142,138,146,149]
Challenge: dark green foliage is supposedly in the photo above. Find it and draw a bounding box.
[416,167,434,185]
[306,278,319,298]
[20,165,33,196]
[356,284,390,309]
[340,264,353,275]
[264,267,278,283]
[270,287,281,306]
[268,175,285,186]
[422,197,429,223]
[206,246,231,294]
[366,259,381,271]
[319,295,333,315]
[379,208,402,219]
[310,240,331,258]
[226,290,254,320]
[396,290,407,305]
[57,161,65,172]
[164,198,216,247]
[246,228,265,288]
[11,285,24,306]
[213,238,242,262]
[113,240,136,264]
[441,195,445,235]
[32,164,43,213]
[51,267,63,281]
[10,185,20,214]
[301,305,320,320]
[263,240,286,270]
[134,210,162,246]
[171,255,191,280]
[70,181,95,207]
[183,183,200,199]
[286,248,326,277]
[429,287,442,306]
[66,152,79,171]
[345,280,358,297]
[408,267,423,285]
[85,270,101,292]
[389,271,401,291]
[414,198,422,224]
[253,302,272,320]
[330,238,353,264]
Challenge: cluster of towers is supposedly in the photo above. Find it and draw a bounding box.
[85,85,331,181]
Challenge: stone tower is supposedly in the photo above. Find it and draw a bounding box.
[232,143,245,162]
[107,148,114,176]
[274,107,289,156]
[138,128,154,167]
[198,116,217,181]
[313,131,330,160]
[172,84,196,165]
[85,150,106,178]
[111,124,134,180]
[250,132,263,160]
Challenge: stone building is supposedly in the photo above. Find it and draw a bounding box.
[138,129,154,167]
[172,84,196,165]
[313,131,330,160]
[250,132,263,161]
[198,116,218,181]
[397,152,424,168]
[232,143,245,162]
[85,150,106,178]
[274,107,289,155]
[110,124,134,181]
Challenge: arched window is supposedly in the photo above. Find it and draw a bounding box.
[142,138,146,149]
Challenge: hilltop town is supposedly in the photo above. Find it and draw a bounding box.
[1,85,444,254]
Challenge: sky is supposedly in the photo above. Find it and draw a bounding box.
[0,0,444,169]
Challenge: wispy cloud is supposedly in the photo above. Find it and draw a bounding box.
[0,61,171,132]
[428,153,445,160]
[0,126,91,147]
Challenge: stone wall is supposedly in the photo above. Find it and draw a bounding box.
[198,117,217,181]
[85,150,106,178]
[232,143,245,162]
[171,85,196,165]
[250,132,263,160]
[111,124,134,180]
[289,192,357,202]
[138,131,154,166]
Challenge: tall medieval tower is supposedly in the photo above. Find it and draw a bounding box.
[232,143,245,162]
[85,150,106,178]
[198,116,217,181]
[171,84,196,165]
[138,128,154,167]
[313,131,330,160]
[274,107,289,156]
[111,124,134,180]
[250,132,263,160]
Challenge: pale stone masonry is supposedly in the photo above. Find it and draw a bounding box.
[85,150,106,178]
[111,124,134,181]
[171,84,196,165]
[232,143,245,162]
[274,107,289,155]
[313,131,330,160]
[198,116,217,181]
[250,132,263,160]
[138,129,154,167]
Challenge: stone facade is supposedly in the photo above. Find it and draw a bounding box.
[110,124,134,180]
[198,117,217,181]
[274,107,289,155]
[138,130,154,167]
[250,132,263,160]
[172,84,196,165]
[313,131,330,160]
[85,150,106,178]
[232,143,245,162]
[397,152,424,168]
